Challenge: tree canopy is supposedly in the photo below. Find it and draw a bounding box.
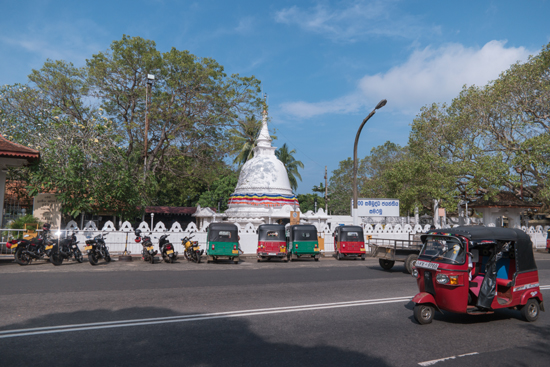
[0,35,262,218]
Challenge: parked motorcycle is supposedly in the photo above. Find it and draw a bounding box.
[135,229,157,264]
[182,235,203,263]
[48,231,84,266]
[158,234,178,263]
[7,223,52,266]
[84,232,111,265]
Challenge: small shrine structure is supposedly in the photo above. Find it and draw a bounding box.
[467,191,542,228]
[0,134,40,227]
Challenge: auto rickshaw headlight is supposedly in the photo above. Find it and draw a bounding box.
[412,269,418,278]
[436,274,449,284]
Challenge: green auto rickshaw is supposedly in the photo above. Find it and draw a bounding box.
[287,224,320,261]
[206,223,240,264]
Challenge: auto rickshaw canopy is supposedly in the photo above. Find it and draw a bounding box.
[421,226,537,273]
[208,223,239,242]
[258,224,286,241]
[335,225,364,242]
[288,225,318,241]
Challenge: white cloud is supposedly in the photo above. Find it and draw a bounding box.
[274,0,435,42]
[281,40,533,119]
[234,17,255,34]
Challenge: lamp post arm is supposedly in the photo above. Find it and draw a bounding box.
[352,109,376,210]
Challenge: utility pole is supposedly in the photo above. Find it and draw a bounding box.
[143,74,155,182]
[324,166,328,212]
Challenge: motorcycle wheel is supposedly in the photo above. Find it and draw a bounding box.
[50,252,64,266]
[15,247,31,266]
[75,249,84,263]
[150,254,155,264]
[88,253,99,266]
[196,252,201,263]
[105,255,111,263]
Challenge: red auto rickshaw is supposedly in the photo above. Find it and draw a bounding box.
[412,226,544,324]
[333,225,366,260]
[257,224,287,262]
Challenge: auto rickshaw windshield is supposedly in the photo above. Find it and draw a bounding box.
[419,236,466,264]
[294,230,317,240]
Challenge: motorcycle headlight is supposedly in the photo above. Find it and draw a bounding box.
[436,274,449,284]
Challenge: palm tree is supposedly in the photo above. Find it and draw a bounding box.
[227,116,262,167]
[276,143,304,192]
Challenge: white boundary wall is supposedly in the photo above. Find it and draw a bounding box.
[61,220,549,255]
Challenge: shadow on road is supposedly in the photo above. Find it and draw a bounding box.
[0,307,392,367]
[517,322,550,364]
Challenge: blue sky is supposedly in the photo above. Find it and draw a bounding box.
[1,0,549,194]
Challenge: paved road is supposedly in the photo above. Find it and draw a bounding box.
[1,254,549,366]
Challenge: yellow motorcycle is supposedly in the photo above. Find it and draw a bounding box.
[182,236,203,263]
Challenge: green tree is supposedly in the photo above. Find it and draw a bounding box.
[86,35,262,185]
[328,157,366,215]
[297,193,325,213]
[0,68,143,218]
[0,35,263,217]
[360,141,407,198]
[196,171,239,211]
[275,143,304,192]
[227,115,262,167]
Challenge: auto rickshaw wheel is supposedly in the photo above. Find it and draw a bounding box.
[234,257,239,264]
[521,299,540,322]
[361,254,366,260]
[414,304,435,325]
[379,259,395,270]
[336,252,342,260]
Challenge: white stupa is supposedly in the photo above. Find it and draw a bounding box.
[193,108,329,230]
[223,109,300,225]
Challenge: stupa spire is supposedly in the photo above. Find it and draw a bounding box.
[256,108,272,148]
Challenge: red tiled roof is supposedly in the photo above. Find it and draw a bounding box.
[0,134,40,160]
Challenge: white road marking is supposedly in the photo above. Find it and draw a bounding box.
[419,352,479,366]
[2,285,549,339]
[0,296,413,339]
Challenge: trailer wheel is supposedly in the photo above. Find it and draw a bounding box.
[405,254,419,274]
[379,259,395,270]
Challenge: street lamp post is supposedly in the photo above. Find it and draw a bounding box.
[352,99,387,225]
[144,74,155,182]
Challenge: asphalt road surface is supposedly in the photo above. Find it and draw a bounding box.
[1,253,549,367]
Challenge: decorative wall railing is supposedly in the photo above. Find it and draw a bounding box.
[2,221,547,256]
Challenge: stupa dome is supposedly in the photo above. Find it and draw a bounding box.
[227,110,298,210]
